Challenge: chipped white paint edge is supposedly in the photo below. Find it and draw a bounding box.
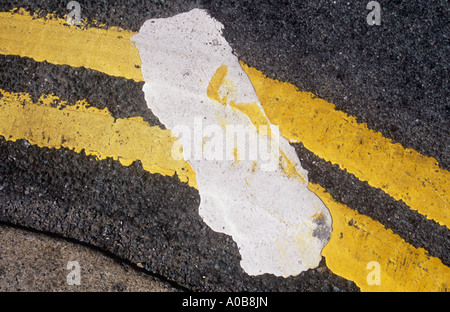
[132,8,332,277]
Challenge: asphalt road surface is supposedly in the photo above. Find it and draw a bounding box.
[0,0,448,292]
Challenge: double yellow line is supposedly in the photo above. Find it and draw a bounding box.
[0,9,448,291]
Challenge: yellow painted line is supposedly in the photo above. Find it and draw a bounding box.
[1,89,448,291]
[0,9,143,81]
[0,10,447,228]
[0,89,196,188]
[242,64,449,228]
[311,183,449,292]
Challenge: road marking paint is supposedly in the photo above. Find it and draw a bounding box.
[132,9,332,277]
[311,184,450,292]
[0,9,142,81]
[0,89,196,188]
[1,9,447,228]
[241,64,449,228]
[0,88,448,290]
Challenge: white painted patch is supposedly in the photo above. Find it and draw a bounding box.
[132,9,332,277]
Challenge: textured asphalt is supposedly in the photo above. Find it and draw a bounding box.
[0,0,448,291]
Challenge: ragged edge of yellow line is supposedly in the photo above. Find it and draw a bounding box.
[0,9,447,229]
[241,63,449,229]
[1,89,448,291]
[310,183,449,292]
[0,9,143,82]
[0,89,197,189]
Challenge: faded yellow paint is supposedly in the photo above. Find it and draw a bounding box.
[229,102,271,129]
[0,9,143,81]
[209,65,271,129]
[0,90,197,188]
[232,147,239,164]
[242,63,449,228]
[278,150,306,184]
[310,183,450,292]
[207,65,306,183]
[207,64,228,105]
[251,161,258,173]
